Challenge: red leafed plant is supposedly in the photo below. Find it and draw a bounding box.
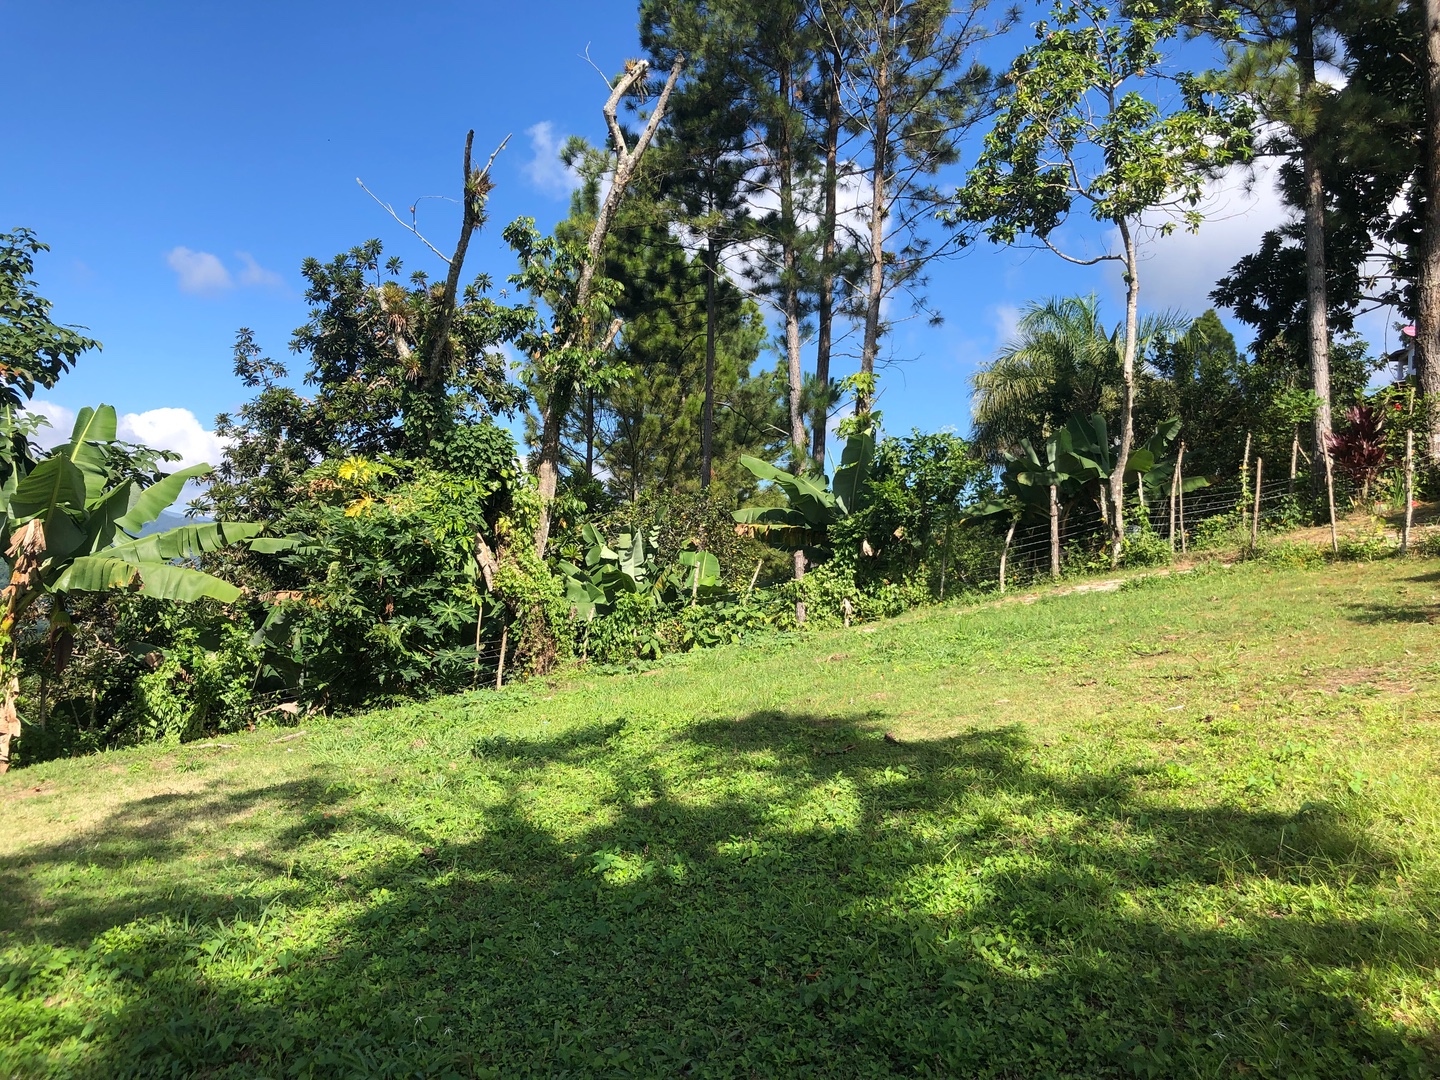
[1325,404,1390,500]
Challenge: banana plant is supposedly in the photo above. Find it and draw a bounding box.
[557,523,723,620]
[0,405,279,769]
[557,523,657,620]
[732,431,876,551]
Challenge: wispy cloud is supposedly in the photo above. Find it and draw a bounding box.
[165,247,285,295]
[236,251,285,289]
[523,121,581,198]
[166,246,232,294]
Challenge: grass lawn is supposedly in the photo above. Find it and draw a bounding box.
[2,557,1439,1078]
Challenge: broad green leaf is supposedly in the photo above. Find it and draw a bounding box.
[52,556,242,603]
[104,521,264,563]
[67,405,118,445]
[832,432,876,516]
[10,455,87,521]
[246,536,303,554]
[113,463,212,534]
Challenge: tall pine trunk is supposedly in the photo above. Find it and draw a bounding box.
[777,65,808,621]
[534,383,572,558]
[701,234,719,487]
[1418,0,1440,460]
[1296,0,1333,457]
[812,51,842,465]
[858,37,889,420]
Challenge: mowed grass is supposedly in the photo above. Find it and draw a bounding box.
[2,559,1439,1079]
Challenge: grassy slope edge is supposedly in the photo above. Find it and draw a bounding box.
[1,558,1438,1077]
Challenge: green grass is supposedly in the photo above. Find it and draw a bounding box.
[2,558,1439,1078]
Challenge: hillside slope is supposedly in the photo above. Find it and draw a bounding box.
[2,558,1438,1077]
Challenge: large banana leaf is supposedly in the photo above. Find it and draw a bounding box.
[831,432,876,516]
[737,456,836,527]
[52,555,243,603]
[9,456,87,523]
[65,405,119,500]
[246,536,309,555]
[102,521,265,564]
[113,463,212,535]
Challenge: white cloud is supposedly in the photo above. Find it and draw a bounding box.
[166,246,233,294]
[523,121,581,197]
[23,400,76,449]
[991,304,1021,348]
[236,251,285,289]
[117,408,231,471]
[167,247,286,295]
[1113,162,1291,318]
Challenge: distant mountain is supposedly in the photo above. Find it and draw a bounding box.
[137,510,207,537]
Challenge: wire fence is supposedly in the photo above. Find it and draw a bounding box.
[948,474,1306,595]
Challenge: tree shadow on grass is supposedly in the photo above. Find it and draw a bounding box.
[1342,566,1440,624]
[1,711,1436,1078]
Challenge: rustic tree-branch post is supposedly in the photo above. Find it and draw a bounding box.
[1049,483,1061,580]
[1177,442,1188,554]
[1000,516,1018,594]
[1404,429,1416,553]
[1251,456,1263,550]
[1240,430,1252,506]
[1168,441,1182,552]
[1323,448,1339,554]
[495,623,508,691]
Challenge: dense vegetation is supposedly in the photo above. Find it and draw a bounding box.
[2,557,1437,1076]
[3,1,1440,770]
[7,2,1440,1071]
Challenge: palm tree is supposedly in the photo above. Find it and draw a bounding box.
[972,295,1181,460]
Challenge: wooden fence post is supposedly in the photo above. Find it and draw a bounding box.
[495,623,508,690]
[1049,484,1060,580]
[1251,456,1263,549]
[1241,431,1252,505]
[1168,445,1182,552]
[1323,450,1339,555]
[1000,517,1017,595]
[1177,442,1188,554]
[1403,429,1415,554]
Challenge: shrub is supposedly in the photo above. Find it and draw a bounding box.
[1122,526,1172,569]
[1334,534,1394,562]
[1260,540,1326,570]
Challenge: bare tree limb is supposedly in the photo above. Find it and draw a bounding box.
[356,178,454,265]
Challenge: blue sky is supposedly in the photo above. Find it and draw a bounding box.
[7,0,1361,471]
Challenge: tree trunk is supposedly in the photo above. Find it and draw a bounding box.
[532,56,684,558]
[1418,0,1440,459]
[584,386,595,480]
[533,383,573,557]
[812,52,842,465]
[777,72,808,472]
[999,516,1017,594]
[857,37,889,420]
[701,234,719,488]
[1295,4,1333,457]
[1109,218,1141,567]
